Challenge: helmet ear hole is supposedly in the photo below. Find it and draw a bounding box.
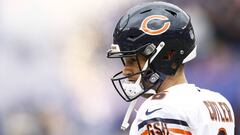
[171,62,177,70]
[162,50,176,60]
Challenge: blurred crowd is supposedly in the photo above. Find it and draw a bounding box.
[0,0,239,135]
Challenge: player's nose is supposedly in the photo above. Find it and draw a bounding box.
[122,66,134,77]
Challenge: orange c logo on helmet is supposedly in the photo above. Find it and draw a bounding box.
[140,15,171,35]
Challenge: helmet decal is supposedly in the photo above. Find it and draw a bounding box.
[140,15,171,35]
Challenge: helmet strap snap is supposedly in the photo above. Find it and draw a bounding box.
[143,43,156,56]
[149,72,160,84]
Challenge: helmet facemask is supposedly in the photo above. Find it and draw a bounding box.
[107,42,166,102]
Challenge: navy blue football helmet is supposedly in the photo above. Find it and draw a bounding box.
[107,1,196,102]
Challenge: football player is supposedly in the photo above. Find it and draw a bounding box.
[107,1,235,135]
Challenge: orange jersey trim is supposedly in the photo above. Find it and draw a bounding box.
[169,128,192,135]
[140,130,149,135]
[141,128,192,135]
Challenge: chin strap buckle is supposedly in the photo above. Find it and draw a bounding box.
[121,99,138,130]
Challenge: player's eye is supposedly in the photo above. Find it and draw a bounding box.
[123,57,137,65]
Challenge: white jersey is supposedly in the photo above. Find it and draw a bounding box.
[129,83,235,135]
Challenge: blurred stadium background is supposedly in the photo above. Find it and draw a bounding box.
[0,0,239,135]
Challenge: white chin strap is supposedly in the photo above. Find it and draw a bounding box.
[121,99,138,130]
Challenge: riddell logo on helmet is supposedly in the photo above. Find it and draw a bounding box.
[140,15,171,35]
